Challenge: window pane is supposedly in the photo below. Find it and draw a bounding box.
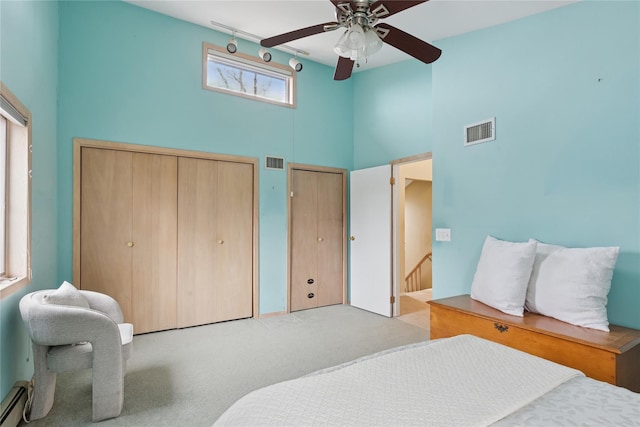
[207,59,288,104]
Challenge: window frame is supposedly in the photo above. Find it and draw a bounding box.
[0,81,32,299]
[1,115,6,277]
[202,42,297,108]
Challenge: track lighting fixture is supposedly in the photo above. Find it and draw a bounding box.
[289,57,303,72]
[258,47,272,62]
[226,33,238,54]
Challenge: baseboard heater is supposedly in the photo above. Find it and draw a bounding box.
[0,382,28,427]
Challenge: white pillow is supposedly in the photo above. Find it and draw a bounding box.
[525,241,619,331]
[42,281,90,309]
[470,236,537,317]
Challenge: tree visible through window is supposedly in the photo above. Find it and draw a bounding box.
[203,43,295,108]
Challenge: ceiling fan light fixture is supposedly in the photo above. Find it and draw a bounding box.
[344,23,365,50]
[333,30,352,58]
[335,24,382,62]
[349,47,366,62]
[364,28,383,56]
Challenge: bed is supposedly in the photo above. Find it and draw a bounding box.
[213,334,640,426]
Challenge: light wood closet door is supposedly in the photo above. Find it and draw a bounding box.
[81,148,133,322]
[131,153,178,333]
[291,170,319,311]
[177,158,253,327]
[80,148,177,334]
[290,169,344,311]
[316,172,344,307]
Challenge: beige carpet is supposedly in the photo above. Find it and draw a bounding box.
[21,304,427,427]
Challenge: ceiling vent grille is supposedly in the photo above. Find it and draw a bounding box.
[464,117,495,146]
[265,156,285,170]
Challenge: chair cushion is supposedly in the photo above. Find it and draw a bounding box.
[47,342,93,372]
[46,323,133,373]
[42,281,90,309]
[119,323,134,361]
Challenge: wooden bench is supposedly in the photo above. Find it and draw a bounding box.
[428,294,640,392]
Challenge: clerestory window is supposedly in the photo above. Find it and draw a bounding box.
[203,42,296,108]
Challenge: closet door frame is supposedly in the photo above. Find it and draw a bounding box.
[73,138,259,319]
[287,163,347,314]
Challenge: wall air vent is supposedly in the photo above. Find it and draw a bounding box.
[464,117,495,146]
[265,156,285,170]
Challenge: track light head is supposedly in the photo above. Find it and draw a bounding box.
[258,47,272,62]
[226,37,238,54]
[289,57,303,72]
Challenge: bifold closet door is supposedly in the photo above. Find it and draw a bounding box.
[290,169,343,312]
[316,171,343,306]
[80,148,134,322]
[80,148,178,333]
[177,158,253,328]
[130,153,178,333]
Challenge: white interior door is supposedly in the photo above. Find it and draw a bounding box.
[350,165,392,317]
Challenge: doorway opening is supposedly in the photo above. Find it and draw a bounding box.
[392,154,433,330]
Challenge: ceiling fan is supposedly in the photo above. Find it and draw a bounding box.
[260,0,442,81]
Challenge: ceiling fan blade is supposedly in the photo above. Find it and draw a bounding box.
[375,23,441,64]
[333,56,355,81]
[369,0,428,19]
[261,22,339,47]
[330,0,354,13]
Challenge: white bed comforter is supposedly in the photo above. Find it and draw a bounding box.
[214,335,583,426]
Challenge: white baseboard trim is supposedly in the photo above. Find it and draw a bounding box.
[0,381,29,427]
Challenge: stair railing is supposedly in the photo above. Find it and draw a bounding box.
[405,251,432,292]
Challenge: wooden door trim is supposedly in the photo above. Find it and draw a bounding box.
[73,138,260,319]
[287,163,347,313]
[73,137,258,164]
[390,152,432,165]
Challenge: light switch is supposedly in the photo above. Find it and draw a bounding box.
[435,228,451,242]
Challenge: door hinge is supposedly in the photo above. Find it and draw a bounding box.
[390,177,395,185]
[390,296,395,304]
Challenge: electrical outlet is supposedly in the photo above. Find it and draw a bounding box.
[435,228,451,242]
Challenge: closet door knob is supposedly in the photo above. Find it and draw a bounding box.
[217,240,224,245]
[127,241,134,247]
[317,237,323,242]
[349,236,355,241]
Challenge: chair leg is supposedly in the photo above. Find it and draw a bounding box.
[90,341,124,421]
[28,344,56,420]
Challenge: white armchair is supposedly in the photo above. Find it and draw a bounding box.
[19,282,133,422]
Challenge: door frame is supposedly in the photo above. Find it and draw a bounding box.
[73,138,260,318]
[390,152,432,317]
[287,163,348,313]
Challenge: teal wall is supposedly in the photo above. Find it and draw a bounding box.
[0,0,59,399]
[55,1,353,315]
[352,1,639,328]
[431,0,639,329]
[353,60,433,169]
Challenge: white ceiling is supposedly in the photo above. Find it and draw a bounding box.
[125,0,580,72]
